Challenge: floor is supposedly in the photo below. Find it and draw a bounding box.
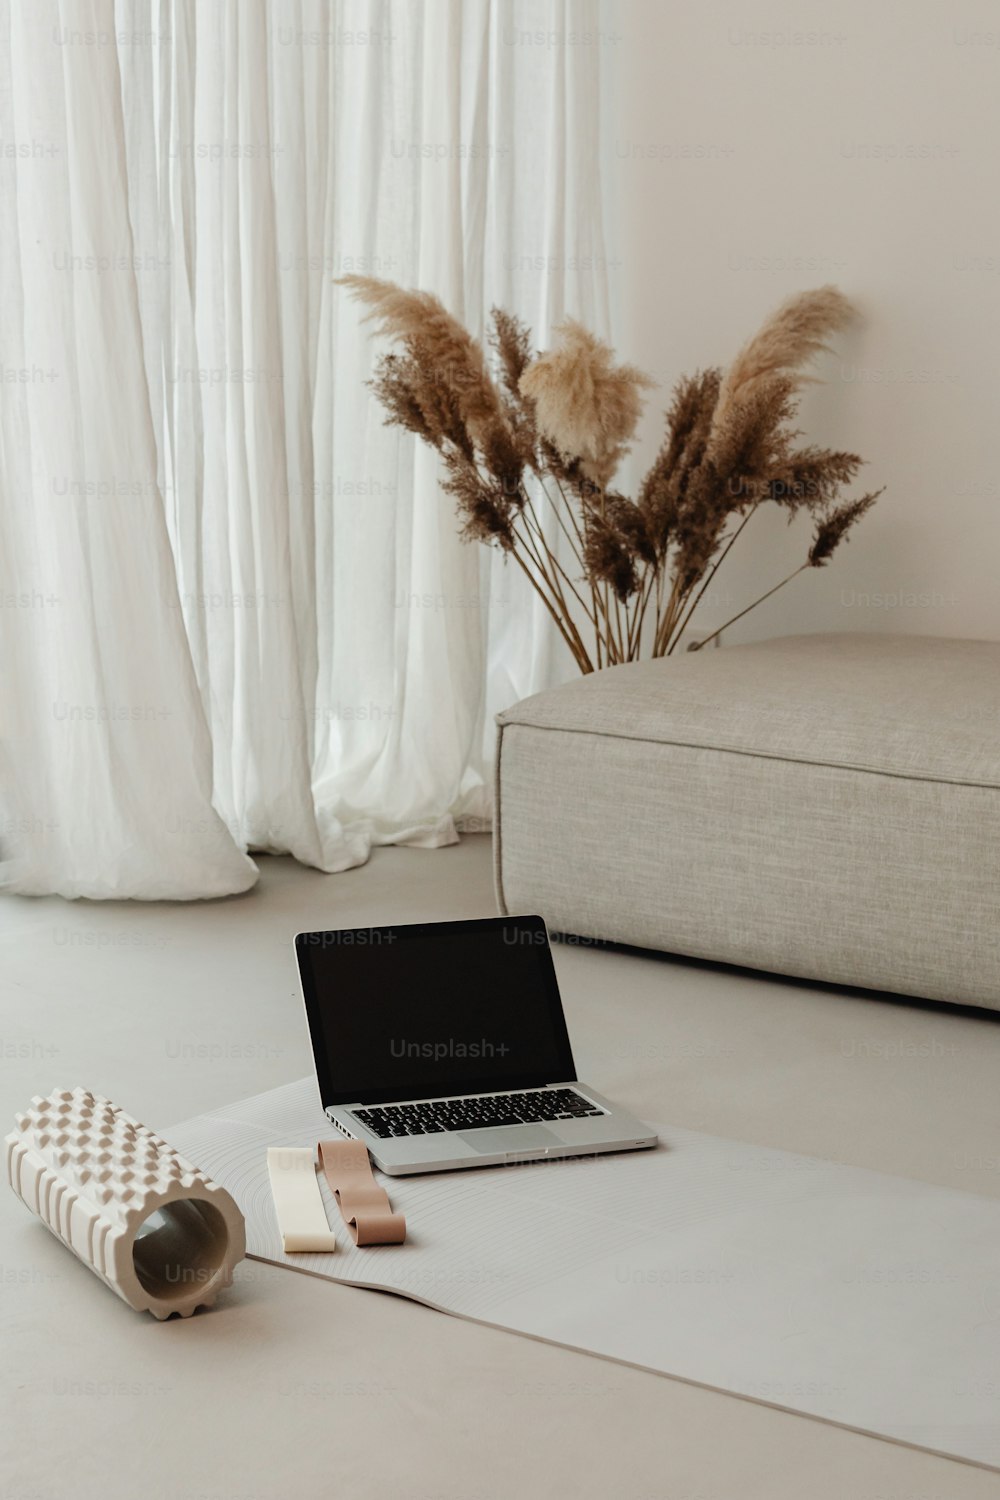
[2,834,999,1500]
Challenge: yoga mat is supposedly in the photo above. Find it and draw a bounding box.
[168,1079,1000,1472]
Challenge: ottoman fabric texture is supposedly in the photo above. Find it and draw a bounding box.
[494,633,1000,1010]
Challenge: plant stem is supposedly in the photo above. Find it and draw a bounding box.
[653,572,684,657]
[666,504,759,656]
[533,476,585,572]
[462,454,591,670]
[549,476,608,668]
[628,565,659,658]
[693,564,808,652]
[531,472,616,668]
[510,548,594,672]
[549,473,587,550]
[520,500,596,624]
[614,594,627,662]
[512,513,594,668]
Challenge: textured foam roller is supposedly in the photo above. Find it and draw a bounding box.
[5,1087,246,1319]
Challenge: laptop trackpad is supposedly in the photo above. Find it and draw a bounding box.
[458,1124,560,1154]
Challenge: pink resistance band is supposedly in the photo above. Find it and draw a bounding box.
[317,1139,406,1246]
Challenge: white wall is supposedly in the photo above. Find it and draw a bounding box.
[604,0,999,644]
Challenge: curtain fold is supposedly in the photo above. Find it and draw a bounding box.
[0,0,614,898]
[0,0,257,897]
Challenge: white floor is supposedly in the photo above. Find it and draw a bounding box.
[3,835,1000,1499]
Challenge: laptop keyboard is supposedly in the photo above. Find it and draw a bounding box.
[352,1088,605,1139]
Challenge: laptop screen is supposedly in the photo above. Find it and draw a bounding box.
[295,916,576,1105]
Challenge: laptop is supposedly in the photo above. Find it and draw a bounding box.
[294,914,658,1175]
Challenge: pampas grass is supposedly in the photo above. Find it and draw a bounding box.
[518,320,656,488]
[339,277,883,674]
[712,284,854,429]
[339,274,503,441]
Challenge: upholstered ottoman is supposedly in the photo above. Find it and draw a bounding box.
[494,633,1000,1010]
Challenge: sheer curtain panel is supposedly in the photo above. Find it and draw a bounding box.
[0,0,614,897]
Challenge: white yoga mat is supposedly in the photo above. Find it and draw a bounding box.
[168,1079,1000,1472]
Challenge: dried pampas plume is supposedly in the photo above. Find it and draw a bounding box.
[490,307,534,401]
[337,274,506,445]
[519,320,656,488]
[340,277,882,674]
[713,285,854,432]
[808,491,882,566]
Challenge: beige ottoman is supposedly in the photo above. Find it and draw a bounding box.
[494,633,1000,1010]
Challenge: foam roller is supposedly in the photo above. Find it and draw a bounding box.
[5,1087,245,1319]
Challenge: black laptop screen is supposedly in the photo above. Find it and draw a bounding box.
[295,916,576,1105]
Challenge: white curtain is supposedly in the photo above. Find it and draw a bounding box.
[0,0,613,898]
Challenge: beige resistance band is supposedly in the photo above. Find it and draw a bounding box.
[267,1142,405,1252]
[317,1139,406,1246]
